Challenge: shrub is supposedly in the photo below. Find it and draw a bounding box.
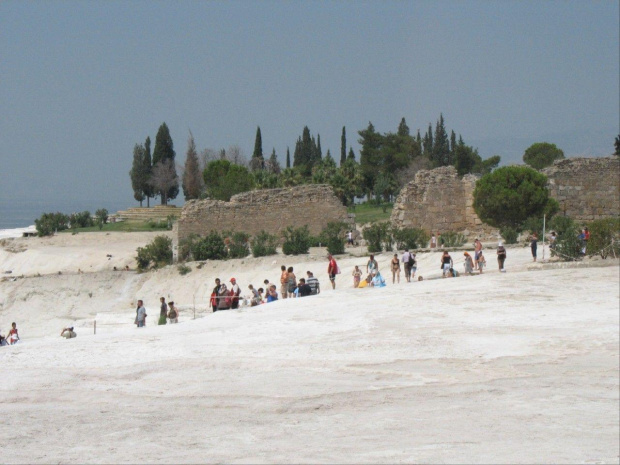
[224,231,250,259]
[362,222,391,253]
[586,218,620,259]
[440,231,466,248]
[473,166,558,229]
[553,226,582,261]
[192,231,227,260]
[70,211,94,229]
[135,235,173,270]
[251,230,278,257]
[282,225,311,255]
[178,234,200,261]
[320,222,348,255]
[499,226,519,244]
[146,219,168,230]
[35,212,69,236]
[95,208,108,230]
[177,264,191,275]
[392,227,429,250]
[548,215,575,237]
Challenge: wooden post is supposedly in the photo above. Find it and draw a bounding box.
[94,320,96,335]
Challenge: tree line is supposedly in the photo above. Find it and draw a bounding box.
[131,119,619,208]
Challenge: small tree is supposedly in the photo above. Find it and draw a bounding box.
[223,231,250,259]
[95,208,108,230]
[391,227,429,250]
[362,222,391,253]
[473,166,558,229]
[191,232,227,260]
[586,218,620,259]
[135,235,173,270]
[251,231,278,257]
[35,212,69,236]
[203,159,255,201]
[523,142,564,170]
[182,131,204,200]
[282,226,311,255]
[320,222,348,255]
[553,226,582,261]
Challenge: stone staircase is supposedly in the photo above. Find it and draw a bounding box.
[114,205,182,222]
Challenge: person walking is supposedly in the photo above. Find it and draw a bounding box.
[402,249,412,282]
[327,254,338,289]
[366,254,378,275]
[497,242,507,271]
[230,278,241,308]
[473,238,483,270]
[167,302,178,323]
[410,253,418,280]
[279,265,289,299]
[352,265,362,288]
[441,251,453,278]
[390,253,401,284]
[136,301,147,328]
[286,267,297,299]
[463,252,474,274]
[159,297,168,325]
[477,252,487,273]
[430,234,437,249]
[530,233,538,262]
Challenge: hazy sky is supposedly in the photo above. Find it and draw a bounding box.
[1,0,618,216]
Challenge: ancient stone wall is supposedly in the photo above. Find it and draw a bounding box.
[177,185,350,242]
[390,166,496,238]
[391,157,620,238]
[542,157,619,222]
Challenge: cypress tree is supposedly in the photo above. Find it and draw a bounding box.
[249,127,264,171]
[130,143,146,206]
[286,147,291,168]
[340,126,346,166]
[397,117,410,137]
[182,131,203,200]
[432,114,450,167]
[151,123,178,204]
[316,134,323,161]
[347,147,355,161]
[143,136,153,207]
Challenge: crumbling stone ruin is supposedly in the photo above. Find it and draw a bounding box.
[390,166,496,238]
[542,157,619,222]
[391,157,620,237]
[177,184,350,242]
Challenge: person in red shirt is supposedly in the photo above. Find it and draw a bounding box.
[327,254,338,289]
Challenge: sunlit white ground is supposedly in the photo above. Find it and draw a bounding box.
[1,232,618,463]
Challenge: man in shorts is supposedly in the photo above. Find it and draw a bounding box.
[327,254,338,289]
[279,265,289,299]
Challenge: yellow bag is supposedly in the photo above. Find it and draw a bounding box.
[358,280,368,288]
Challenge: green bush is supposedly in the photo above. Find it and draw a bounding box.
[35,212,70,236]
[251,230,278,257]
[548,215,575,237]
[178,234,200,261]
[192,231,227,260]
[554,226,583,261]
[499,226,519,244]
[586,217,620,259]
[282,225,311,255]
[392,227,429,250]
[70,211,94,229]
[440,231,466,248]
[146,219,168,230]
[177,264,191,275]
[135,235,173,270]
[362,222,391,253]
[320,222,348,255]
[95,208,108,230]
[224,231,250,259]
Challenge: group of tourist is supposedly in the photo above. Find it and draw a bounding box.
[133,297,178,328]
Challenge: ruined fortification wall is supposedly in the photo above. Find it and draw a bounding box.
[542,157,620,222]
[390,166,496,238]
[391,157,620,238]
[178,185,349,242]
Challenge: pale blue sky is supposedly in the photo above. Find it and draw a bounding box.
[1,0,618,226]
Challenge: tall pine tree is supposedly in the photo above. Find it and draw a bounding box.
[143,136,154,207]
[340,126,347,166]
[182,131,203,200]
[286,147,291,168]
[432,114,450,167]
[130,143,146,206]
[151,123,179,204]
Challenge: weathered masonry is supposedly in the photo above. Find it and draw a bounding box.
[542,157,620,222]
[177,184,349,242]
[391,157,620,237]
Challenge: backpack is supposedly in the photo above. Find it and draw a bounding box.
[408,254,414,267]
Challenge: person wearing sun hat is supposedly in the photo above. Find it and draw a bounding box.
[230,277,241,309]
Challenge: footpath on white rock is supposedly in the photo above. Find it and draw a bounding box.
[0,231,618,464]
